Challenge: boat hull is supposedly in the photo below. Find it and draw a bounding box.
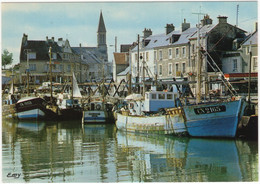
[82,110,113,123]
[15,97,58,120]
[59,108,83,120]
[183,99,245,138]
[116,108,187,135]
[17,108,45,119]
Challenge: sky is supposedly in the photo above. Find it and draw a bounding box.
[1,0,258,68]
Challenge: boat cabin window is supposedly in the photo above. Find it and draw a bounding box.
[167,94,173,99]
[151,94,157,99]
[158,94,165,99]
[90,103,95,110]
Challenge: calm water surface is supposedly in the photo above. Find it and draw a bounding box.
[2,119,258,182]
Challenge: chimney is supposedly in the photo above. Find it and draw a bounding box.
[218,16,228,24]
[143,28,152,39]
[22,33,28,45]
[182,19,190,32]
[46,36,49,41]
[58,38,63,41]
[201,14,213,26]
[255,22,258,32]
[52,37,55,41]
[165,24,175,34]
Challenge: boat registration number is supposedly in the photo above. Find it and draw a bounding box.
[194,105,226,115]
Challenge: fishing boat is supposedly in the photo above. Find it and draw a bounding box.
[57,72,83,120]
[15,96,58,120]
[181,20,246,138]
[115,86,187,135]
[82,101,114,123]
[183,98,246,138]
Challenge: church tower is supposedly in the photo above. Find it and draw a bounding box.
[97,11,108,62]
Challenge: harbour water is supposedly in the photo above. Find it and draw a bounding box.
[2,119,258,182]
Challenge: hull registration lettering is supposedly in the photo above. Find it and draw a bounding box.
[194,105,226,115]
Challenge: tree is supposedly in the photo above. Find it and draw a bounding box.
[2,49,13,69]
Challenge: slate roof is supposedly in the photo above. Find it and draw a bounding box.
[72,47,102,65]
[173,27,198,45]
[189,24,216,39]
[132,30,181,51]
[20,40,62,61]
[242,31,258,46]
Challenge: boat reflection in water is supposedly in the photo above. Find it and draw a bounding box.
[2,120,258,182]
[116,131,258,182]
[17,121,46,132]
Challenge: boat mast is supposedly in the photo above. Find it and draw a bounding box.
[25,49,30,96]
[137,34,140,93]
[196,23,202,104]
[193,11,205,104]
[49,47,53,103]
[71,63,74,100]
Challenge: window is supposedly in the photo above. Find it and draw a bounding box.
[167,94,173,99]
[28,52,36,59]
[233,59,238,72]
[192,44,195,54]
[154,51,157,60]
[52,53,57,60]
[253,56,258,71]
[67,64,71,72]
[176,63,179,72]
[168,63,172,75]
[29,64,36,71]
[182,47,186,57]
[246,46,250,55]
[158,94,165,99]
[45,64,49,72]
[159,50,162,60]
[151,94,157,99]
[159,64,162,76]
[182,63,186,73]
[168,48,172,59]
[176,63,180,76]
[175,48,179,58]
[146,52,149,61]
[140,53,143,61]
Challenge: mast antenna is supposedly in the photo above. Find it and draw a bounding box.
[236,4,239,26]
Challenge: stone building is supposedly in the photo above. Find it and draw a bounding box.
[19,34,84,85]
[19,11,109,85]
[129,15,249,97]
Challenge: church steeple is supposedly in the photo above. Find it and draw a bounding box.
[97,10,107,48]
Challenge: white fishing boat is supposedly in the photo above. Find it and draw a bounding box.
[115,86,187,135]
[82,101,114,123]
[57,72,83,120]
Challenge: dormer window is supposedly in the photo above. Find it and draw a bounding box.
[28,52,36,59]
[52,53,57,60]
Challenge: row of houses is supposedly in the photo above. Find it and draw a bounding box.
[114,15,258,95]
[15,11,111,86]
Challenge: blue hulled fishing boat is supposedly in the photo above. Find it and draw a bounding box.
[183,98,246,138]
